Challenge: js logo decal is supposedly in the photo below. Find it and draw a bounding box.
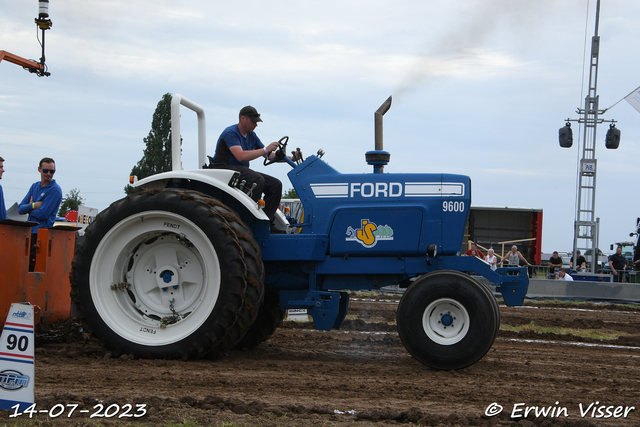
[346,220,394,248]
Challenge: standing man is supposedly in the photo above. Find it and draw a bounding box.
[18,157,63,269]
[0,156,6,221]
[209,106,283,229]
[501,245,532,267]
[608,246,627,283]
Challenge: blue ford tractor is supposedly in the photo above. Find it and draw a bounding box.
[70,95,528,370]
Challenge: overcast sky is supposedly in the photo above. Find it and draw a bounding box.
[1,0,639,255]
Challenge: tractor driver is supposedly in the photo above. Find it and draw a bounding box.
[209,106,283,229]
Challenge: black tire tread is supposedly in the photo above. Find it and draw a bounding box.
[396,270,497,370]
[212,208,265,351]
[70,188,248,360]
[234,290,285,350]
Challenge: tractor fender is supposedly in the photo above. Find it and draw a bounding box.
[134,169,269,221]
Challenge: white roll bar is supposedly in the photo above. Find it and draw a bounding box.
[170,94,207,171]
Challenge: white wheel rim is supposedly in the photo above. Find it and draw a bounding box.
[89,211,221,346]
[422,298,470,345]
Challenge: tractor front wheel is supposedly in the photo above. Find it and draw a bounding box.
[397,270,498,370]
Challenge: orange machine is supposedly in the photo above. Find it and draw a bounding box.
[0,223,76,327]
[0,50,45,74]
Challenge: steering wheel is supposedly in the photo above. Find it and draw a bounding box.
[264,136,289,166]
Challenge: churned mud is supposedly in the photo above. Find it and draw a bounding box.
[2,294,639,426]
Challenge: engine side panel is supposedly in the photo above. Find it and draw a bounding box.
[287,156,470,257]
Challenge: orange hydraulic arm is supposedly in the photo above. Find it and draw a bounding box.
[1,1,53,77]
[0,50,44,73]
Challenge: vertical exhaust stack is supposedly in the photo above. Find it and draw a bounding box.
[367,96,392,173]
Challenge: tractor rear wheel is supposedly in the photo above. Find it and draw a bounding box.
[397,270,498,370]
[70,189,248,359]
[214,212,265,351]
[234,291,285,350]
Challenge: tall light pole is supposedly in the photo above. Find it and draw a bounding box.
[559,0,620,273]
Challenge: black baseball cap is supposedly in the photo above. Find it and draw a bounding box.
[239,106,262,122]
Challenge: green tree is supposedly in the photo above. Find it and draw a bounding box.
[125,93,176,194]
[58,188,83,217]
[282,188,298,199]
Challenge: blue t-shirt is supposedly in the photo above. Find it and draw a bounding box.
[18,179,63,233]
[212,124,264,167]
[0,184,6,221]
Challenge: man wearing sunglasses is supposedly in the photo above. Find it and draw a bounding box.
[18,157,63,269]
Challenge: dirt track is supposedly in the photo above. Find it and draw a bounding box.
[2,294,640,426]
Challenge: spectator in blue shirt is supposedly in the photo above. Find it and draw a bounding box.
[18,157,63,270]
[0,156,6,221]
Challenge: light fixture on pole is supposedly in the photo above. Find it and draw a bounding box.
[33,0,53,76]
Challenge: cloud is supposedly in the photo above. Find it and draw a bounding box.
[1,0,639,255]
